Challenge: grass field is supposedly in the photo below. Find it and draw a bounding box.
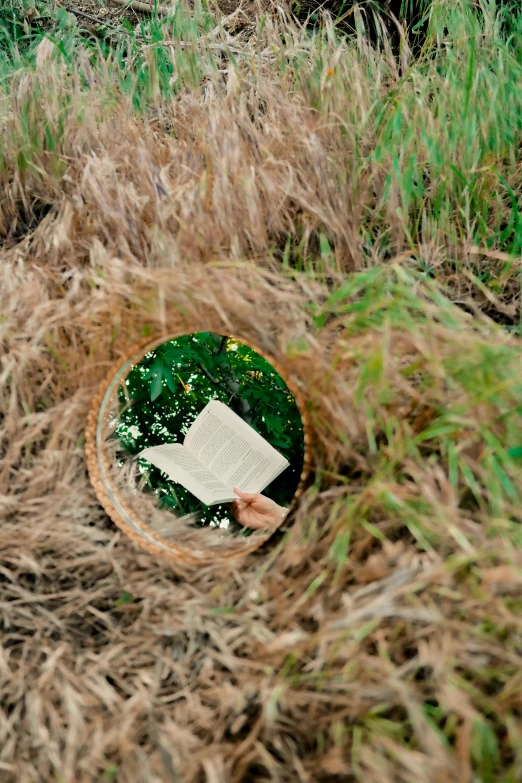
[1,1,522,781]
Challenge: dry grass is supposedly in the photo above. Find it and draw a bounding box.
[1,3,522,782]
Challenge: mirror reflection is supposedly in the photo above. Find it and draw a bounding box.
[101,332,305,545]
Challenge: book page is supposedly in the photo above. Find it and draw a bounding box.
[139,443,236,506]
[184,400,289,494]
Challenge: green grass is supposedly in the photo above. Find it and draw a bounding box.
[2,1,522,288]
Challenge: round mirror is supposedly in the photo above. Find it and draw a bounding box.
[86,332,311,564]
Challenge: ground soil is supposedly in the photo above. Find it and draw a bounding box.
[58,0,150,30]
[60,0,272,33]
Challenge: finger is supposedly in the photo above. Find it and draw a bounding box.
[233,487,258,503]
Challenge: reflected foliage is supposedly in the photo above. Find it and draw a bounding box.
[115,332,304,527]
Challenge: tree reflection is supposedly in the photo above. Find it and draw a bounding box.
[115,332,304,528]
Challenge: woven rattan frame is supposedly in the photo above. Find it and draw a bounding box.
[85,331,312,565]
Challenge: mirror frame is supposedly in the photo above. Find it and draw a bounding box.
[85,331,312,564]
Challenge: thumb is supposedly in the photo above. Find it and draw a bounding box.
[233,487,258,503]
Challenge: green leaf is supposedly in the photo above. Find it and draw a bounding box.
[506,446,522,460]
[56,6,77,26]
[305,572,327,597]
[270,438,290,450]
[354,618,381,643]
[319,232,333,261]
[114,592,134,607]
[471,720,499,783]
[150,370,163,401]
[163,362,176,393]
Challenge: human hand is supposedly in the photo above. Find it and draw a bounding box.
[232,488,288,530]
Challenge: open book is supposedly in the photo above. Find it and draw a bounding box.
[139,400,289,506]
